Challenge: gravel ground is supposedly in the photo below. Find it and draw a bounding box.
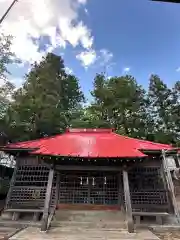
[153,230,180,240]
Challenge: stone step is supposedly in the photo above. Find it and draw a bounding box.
[0,219,41,228]
[54,209,125,217]
[51,210,126,231]
[50,226,128,233]
[9,227,160,240]
[51,220,126,229]
[54,210,125,222]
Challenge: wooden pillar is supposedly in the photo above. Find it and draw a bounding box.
[41,166,54,232]
[122,169,134,233]
[162,150,180,222]
[55,171,60,206]
[88,173,91,204]
[118,172,122,206]
[174,154,180,168]
[160,164,173,213]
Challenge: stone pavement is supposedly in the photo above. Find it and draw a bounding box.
[0,226,21,240]
[154,231,180,240]
[9,226,160,240]
[152,227,180,240]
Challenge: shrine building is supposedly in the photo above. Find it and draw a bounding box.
[1,128,179,232]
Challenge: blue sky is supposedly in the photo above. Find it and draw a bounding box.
[1,0,180,101]
[78,0,180,96]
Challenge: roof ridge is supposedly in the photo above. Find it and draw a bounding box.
[66,128,113,133]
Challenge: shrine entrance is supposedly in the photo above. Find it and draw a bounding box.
[58,171,122,208]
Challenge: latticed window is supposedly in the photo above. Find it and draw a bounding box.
[7,164,56,209]
[15,166,50,187]
[128,167,168,212]
[58,171,120,205]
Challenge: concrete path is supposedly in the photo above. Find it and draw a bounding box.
[9,226,160,240]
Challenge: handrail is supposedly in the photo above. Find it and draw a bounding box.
[41,168,54,232]
[47,207,56,230]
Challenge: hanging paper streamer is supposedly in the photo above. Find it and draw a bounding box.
[104,176,107,185]
[92,177,95,186]
[80,177,82,185]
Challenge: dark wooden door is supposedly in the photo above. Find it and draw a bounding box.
[58,171,121,208]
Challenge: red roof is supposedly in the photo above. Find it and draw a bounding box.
[4,129,173,158]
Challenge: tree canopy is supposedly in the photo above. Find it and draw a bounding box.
[0,34,16,145]
[5,53,84,141]
[0,37,180,145]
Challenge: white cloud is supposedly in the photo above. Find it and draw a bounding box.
[65,67,73,74]
[76,49,97,68]
[85,8,89,15]
[99,49,113,65]
[123,67,130,73]
[77,0,87,5]
[59,19,93,49]
[176,67,180,72]
[0,0,92,65]
[76,48,114,69]
[98,49,114,71]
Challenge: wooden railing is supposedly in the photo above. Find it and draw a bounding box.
[41,168,55,232]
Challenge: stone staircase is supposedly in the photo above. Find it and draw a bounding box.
[40,210,158,240]
[52,209,126,228]
[7,210,160,239]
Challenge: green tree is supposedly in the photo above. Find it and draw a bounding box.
[90,73,148,137]
[70,106,111,128]
[147,74,175,144]
[0,34,17,144]
[0,34,15,82]
[8,53,84,141]
[171,81,180,145]
[0,81,14,120]
[108,75,147,137]
[89,73,112,127]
